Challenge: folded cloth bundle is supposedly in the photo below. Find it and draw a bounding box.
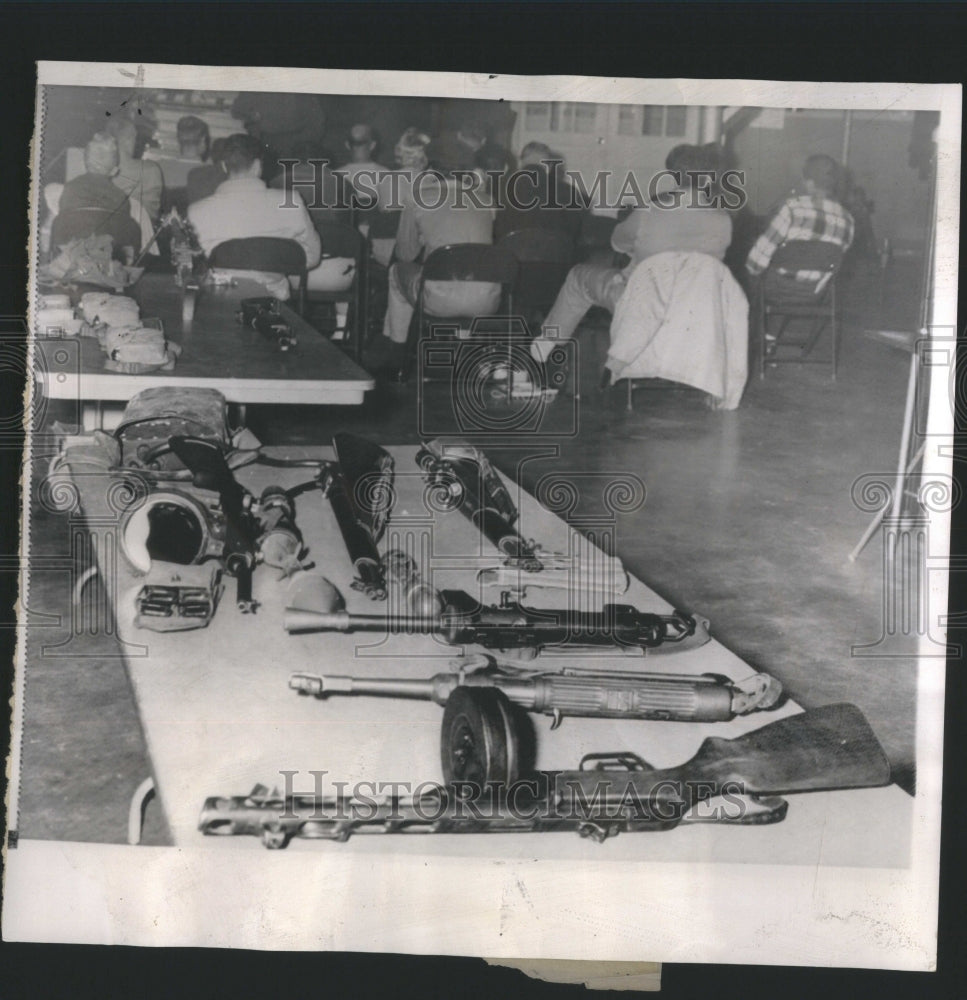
[101,324,181,374]
[43,234,129,288]
[35,306,81,337]
[80,291,141,326]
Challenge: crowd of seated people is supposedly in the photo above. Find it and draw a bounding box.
[44,101,857,409]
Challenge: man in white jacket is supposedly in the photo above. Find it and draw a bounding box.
[189,133,321,299]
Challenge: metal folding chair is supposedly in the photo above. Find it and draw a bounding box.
[208,237,308,315]
[497,227,575,320]
[754,239,846,380]
[400,243,519,382]
[306,221,368,362]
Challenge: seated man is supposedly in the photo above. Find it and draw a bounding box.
[494,142,584,241]
[531,144,732,362]
[107,118,163,221]
[745,154,854,296]
[426,119,487,174]
[374,166,500,366]
[334,124,386,205]
[188,133,321,299]
[186,137,228,205]
[231,91,327,165]
[145,115,211,209]
[607,251,749,410]
[54,132,142,258]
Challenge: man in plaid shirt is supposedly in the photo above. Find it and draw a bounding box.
[746,154,854,293]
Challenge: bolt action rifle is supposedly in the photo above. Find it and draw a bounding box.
[284,581,711,658]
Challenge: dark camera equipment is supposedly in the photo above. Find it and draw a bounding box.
[238,296,297,352]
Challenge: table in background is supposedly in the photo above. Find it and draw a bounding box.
[37,273,374,429]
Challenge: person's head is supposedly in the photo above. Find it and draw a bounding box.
[220,133,264,179]
[346,123,378,163]
[802,154,839,196]
[662,143,726,193]
[394,127,430,171]
[106,118,138,159]
[474,144,510,176]
[84,132,119,177]
[209,137,228,169]
[457,119,487,151]
[176,115,210,160]
[664,144,702,186]
[520,141,556,169]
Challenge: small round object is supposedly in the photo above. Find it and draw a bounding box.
[440,686,519,792]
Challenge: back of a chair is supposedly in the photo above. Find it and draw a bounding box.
[497,228,575,265]
[208,237,308,277]
[770,239,845,275]
[315,221,365,263]
[50,207,142,258]
[366,209,403,240]
[498,228,575,313]
[421,244,519,286]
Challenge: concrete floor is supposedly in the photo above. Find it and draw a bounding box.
[16,255,926,845]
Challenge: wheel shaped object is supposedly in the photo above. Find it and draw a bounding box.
[440,686,519,793]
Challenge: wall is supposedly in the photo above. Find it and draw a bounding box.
[510,101,701,209]
[733,109,931,249]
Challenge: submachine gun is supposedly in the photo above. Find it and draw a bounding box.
[198,701,893,848]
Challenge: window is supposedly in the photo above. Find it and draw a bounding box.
[641,106,665,136]
[617,105,640,135]
[664,106,687,137]
[640,105,688,137]
[525,102,598,134]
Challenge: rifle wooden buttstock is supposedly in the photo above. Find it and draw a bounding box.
[666,703,893,796]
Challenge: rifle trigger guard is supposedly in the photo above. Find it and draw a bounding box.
[579,751,649,773]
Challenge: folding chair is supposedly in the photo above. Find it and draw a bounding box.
[400,243,518,382]
[208,237,308,315]
[306,221,368,362]
[754,239,846,380]
[497,227,575,322]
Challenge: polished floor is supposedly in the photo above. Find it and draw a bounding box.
[18,255,930,845]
